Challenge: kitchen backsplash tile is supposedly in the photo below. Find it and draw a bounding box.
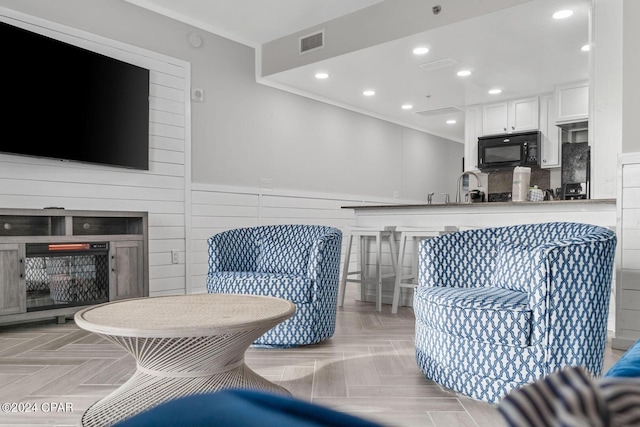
[488,169,551,193]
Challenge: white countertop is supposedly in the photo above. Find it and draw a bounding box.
[342,198,616,210]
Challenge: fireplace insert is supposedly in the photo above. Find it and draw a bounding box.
[25,242,109,311]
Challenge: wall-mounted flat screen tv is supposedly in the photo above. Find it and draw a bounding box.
[1,20,150,170]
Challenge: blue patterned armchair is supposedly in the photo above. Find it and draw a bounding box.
[207,224,342,347]
[414,222,616,403]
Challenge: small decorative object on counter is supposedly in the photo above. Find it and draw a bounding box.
[528,186,545,202]
[512,167,531,202]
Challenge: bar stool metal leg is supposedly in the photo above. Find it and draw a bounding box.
[360,234,367,301]
[391,232,409,313]
[338,233,354,307]
[375,232,382,312]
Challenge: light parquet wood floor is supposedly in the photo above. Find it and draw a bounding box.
[0,286,626,427]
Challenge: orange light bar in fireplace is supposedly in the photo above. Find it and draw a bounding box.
[48,243,91,251]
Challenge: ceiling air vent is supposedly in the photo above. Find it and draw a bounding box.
[415,106,464,117]
[419,58,458,71]
[299,30,324,54]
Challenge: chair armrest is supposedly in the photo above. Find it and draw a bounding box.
[527,235,616,348]
[306,230,342,298]
[529,232,616,309]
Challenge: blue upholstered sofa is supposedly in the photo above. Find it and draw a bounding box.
[606,339,640,379]
[115,388,383,427]
[414,222,617,403]
[206,224,342,347]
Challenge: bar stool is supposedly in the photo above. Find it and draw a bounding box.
[338,225,397,312]
[391,225,458,314]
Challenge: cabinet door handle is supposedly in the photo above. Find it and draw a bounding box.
[111,255,116,272]
[503,127,507,132]
[19,258,25,278]
[543,159,547,163]
[511,126,515,130]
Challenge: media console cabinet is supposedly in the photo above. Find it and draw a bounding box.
[0,208,148,325]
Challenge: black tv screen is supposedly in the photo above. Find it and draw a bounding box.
[1,21,150,170]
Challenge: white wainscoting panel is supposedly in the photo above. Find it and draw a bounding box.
[189,184,406,295]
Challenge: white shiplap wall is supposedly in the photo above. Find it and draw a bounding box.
[614,152,640,349]
[0,8,190,297]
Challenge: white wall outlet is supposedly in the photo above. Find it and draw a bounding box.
[260,178,272,190]
[191,87,204,102]
[171,250,179,264]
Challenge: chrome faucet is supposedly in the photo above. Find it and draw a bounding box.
[455,171,482,203]
[427,192,435,204]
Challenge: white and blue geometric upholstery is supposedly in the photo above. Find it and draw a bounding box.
[207,225,342,348]
[414,222,617,403]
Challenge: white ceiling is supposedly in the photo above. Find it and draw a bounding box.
[124,0,590,143]
[124,0,386,45]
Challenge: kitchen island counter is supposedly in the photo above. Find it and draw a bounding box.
[342,198,615,211]
[342,198,616,229]
[341,197,617,310]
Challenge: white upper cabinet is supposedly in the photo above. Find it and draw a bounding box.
[509,97,539,131]
[482,97,539,136]
[464,105,483,170]
[555,81,589,124]
[539,94,561,168]
[482,102,508,136]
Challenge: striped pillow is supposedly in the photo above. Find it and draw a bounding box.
[498,366,640,426]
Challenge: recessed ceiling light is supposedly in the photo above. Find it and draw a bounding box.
[363,90,376,96]
[488,88,502,95]
[446,119,457,124]
[413,47,429,55]
[315,72,329,79]
[581,44,590,52]
[457,70,471,77]
[401,104,413,110]
[552,10,573,19]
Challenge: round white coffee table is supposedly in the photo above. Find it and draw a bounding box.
[74,293,296,427]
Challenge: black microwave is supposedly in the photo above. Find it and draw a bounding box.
[477,131,541,171]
